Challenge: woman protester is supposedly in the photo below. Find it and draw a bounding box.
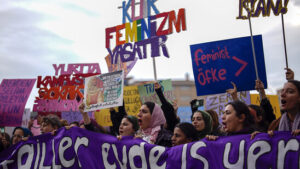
[40,114,62,134]
[118,115,139,138]
[226,81,275,134]
[137,101,172,147]
[207,100,255,140]
[11,127,33,145]
[269,80,300,135]
[78,103,107,134]
[171,122,198,146]
[191,110,213,139]
[154,82,179,131]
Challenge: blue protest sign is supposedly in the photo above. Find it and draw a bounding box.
[190,35,267,96]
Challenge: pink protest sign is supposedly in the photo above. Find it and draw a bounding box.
[0,79,36,126]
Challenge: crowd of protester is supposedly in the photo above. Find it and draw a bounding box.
[0,68,299,152]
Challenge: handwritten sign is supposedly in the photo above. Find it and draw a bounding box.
[95,109,112,126]
[138,79,175,105]
[237,0,289,19]
[95,85,142,126]
[106,0,187,63]
[0,79,36,126]
[250,94,281,119]
[205,91,251,123]
[84,71,124,112]
[190,35,267,96]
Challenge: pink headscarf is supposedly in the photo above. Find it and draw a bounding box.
[142,103,166,143]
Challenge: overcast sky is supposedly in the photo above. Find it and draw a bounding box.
[0,0,299,109]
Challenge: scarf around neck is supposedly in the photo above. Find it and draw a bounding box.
[278,112,300,131]
[141,103,166,143]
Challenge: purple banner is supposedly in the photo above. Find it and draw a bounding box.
[0,128,299,169]
[0,79,36,126]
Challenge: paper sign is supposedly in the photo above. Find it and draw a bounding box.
[190,35,267,96]
[84,71,124,111]
[94,109,112,126]
[95,85,142,126]
[105,53,137,78]
[123,85,142,116]
[205,91,251,123]
[61,111,93,124]
[177,105,205,123]
[0,79,36,126]
[21,108,31,128]
[250,94,281,119]
[138,79,175,105]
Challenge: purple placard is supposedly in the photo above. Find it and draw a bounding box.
[0,128,299,169]
[0,79,36,126]
[61,111,93,124]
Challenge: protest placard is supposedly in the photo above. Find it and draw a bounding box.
[61,111,94,124]
[21,108,31,128]
[250,94,281,119]
[105,53,137,78]
[190,35,267,96]
[95,85,141,126]
[84,70,124,112]
[34,63,101,113]
[138,79,175,105]
[205,91,251,123]
[0,79,36,126]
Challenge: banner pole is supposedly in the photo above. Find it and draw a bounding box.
[281,13,289,68]
[248,12,259,80]
[152,57,157,81]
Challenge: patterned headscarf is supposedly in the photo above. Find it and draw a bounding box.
[141,103,166,143]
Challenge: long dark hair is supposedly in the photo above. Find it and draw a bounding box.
[226,101,254,128]
[175,122,199,142]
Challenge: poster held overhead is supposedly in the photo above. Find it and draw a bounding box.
[84,70,124,112]
[190,35,267,96]
[0,79,36,126]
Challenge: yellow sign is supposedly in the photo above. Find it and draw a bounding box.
[95,86,142,126]
[250,94,281,119]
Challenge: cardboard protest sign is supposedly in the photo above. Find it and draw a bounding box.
[21,108,31,128]
[190,35,267,96]
[84,71,124,112]
[95,85,142,126]
[105,0,187,63]
[0,79,36,126]
[1,127,300,169]
[138,80,175,105]
[237,0,289,19]
[205,91,251,123]
[105,53,138,78]
[123,85,142,116]
[61,111,94,124]
[250,94,281,119]
[94,109,112,126]
[34,63,101,113]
